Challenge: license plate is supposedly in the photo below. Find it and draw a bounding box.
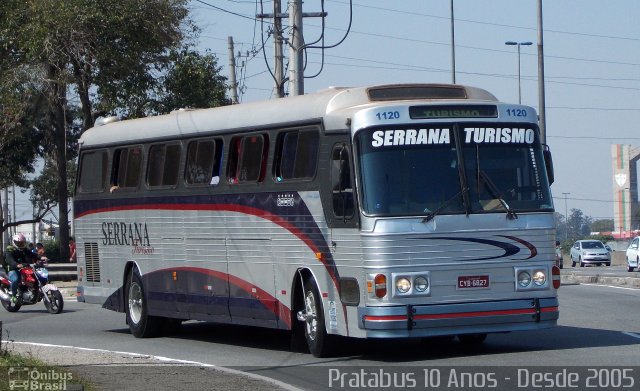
[457,275,490,289]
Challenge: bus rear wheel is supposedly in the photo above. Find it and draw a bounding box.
[299,279,332,357]
[126,270,162,338]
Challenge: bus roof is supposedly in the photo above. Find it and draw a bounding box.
[79,83,498,148]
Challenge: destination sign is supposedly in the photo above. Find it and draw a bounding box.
[409,105,498,119]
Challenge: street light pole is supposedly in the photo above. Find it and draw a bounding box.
[562,192,570,242]
[505,41,532,104]
[450,0,456,84]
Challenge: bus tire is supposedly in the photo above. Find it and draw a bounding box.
[302,279,331,357]
[125,270,161,338]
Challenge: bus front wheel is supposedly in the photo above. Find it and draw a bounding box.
[126,270,162,338]
[299,279,331,357]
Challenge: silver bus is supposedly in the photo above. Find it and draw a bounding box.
[74,84,560,357]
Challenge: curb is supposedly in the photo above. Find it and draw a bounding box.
[561,273,640,288]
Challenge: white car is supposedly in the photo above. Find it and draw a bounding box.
[625,237,640,272]
[569,240,611,267]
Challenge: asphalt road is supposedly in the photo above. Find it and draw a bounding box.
[2,279,640,390]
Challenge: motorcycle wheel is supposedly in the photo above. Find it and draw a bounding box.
[44,290,64,314]
[1,286,21,312]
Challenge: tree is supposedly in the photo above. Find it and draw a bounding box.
[156,48,231,113]
[553,212,569,242]
[566,208,593,241]
[0,0,195,260]
[0,33,50,238]
[590,219,614,233]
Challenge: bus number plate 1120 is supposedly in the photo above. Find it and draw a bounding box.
[457,275,490,289]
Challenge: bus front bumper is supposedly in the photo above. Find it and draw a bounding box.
[358,297,558,338]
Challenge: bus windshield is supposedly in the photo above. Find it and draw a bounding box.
[356,123,553,217]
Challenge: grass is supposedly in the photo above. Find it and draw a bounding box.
[1,325,94,391]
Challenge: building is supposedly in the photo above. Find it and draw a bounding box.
[611,144,640,239]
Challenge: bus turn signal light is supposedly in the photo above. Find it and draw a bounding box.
[374,274,387,298]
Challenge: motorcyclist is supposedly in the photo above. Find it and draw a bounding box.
[4,233,39,303]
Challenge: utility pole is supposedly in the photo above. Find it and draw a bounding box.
[227,36,239,104]
[11,185,15,235]
[289,0,304,96]
[32,204,37,245]
[562,192,570,241]
[273,0,285,97]
[537,0,547,144]
[450,0,456,84]
[2,188,8,247]
[257,1,326,97]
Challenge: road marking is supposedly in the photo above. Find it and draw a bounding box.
[622,332,640,340]
[578,283,640,291]
[6,341,301,391]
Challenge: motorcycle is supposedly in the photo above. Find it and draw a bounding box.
[0,259,64,314]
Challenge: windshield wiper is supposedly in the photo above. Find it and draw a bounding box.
[422,187,468,223]
[478,170,518,220]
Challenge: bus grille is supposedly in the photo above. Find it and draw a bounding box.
[84,242,101,282]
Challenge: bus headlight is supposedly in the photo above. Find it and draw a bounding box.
[390,272,431,297]
[517,271,532,287]
[533,270,547,286]
[414,276,429,292]
[515,267,550,291]
[396,277,411,294]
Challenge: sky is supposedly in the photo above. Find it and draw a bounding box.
[188,0,640,222]
[6,0,640,225]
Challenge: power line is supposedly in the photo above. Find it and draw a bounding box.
[196,1,640,69]
[309,23,640,68]
[328,0,640,43]
[299,55,640,95]
[193,0,270,23]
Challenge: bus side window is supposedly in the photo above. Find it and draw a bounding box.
[228,134,268,183]
[78,150,108,194]
[111,146,142,192]
[185,138,223,186]
[147,143,181,188]
[331,144,354,218]
[274,129,319,181]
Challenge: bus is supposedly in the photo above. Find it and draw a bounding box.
[74,83,560,357]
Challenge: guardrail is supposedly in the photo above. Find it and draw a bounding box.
[47,262,77,282]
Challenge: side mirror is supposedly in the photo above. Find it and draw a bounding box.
[543,144,554,185]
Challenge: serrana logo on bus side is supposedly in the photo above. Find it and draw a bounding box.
[102,221,153,253]
[371,127,535,147]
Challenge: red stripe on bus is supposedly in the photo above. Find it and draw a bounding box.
[413,306,558,320]
[363,315,408,322]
